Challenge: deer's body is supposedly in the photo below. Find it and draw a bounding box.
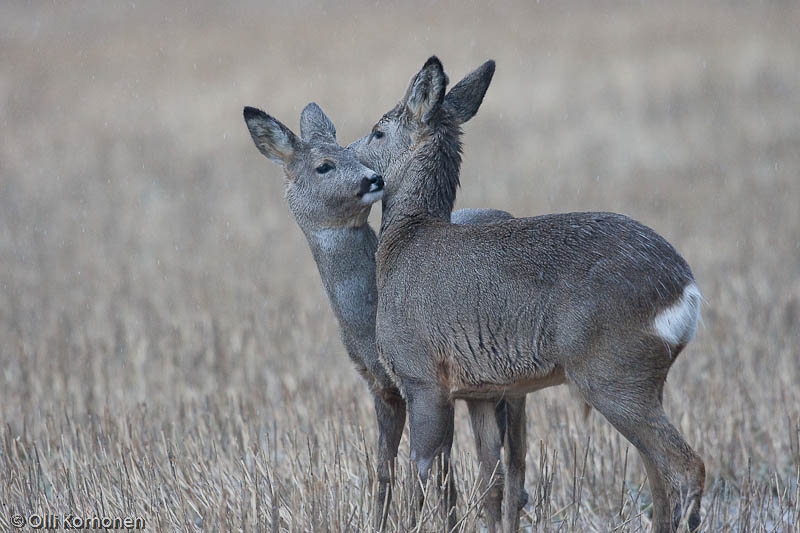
[359,57,705,533]
[377,211,698,397]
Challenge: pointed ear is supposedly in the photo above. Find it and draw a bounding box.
[404,56,449,124]
[243,106,300,164]
[300,102,337,143]
[444,60,495,124]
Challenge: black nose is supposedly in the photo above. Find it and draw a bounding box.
[370,174,384,188]
[358,174,384,197]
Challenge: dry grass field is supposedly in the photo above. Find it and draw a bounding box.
[1,1,799,531]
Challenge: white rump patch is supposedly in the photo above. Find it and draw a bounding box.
[653,283,702,345]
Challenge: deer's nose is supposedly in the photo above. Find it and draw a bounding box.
[358,174,384,197]
[369,174,384,189]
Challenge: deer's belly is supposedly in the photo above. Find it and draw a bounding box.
[450,366,566,399]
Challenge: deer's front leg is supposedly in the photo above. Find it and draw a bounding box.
[467,399,504,532]
[406,383,457,532]
[372,389,406,531]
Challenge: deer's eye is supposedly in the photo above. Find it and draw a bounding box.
[315,162,334,174]
[372,130,385,140]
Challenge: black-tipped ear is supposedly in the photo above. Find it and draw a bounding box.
[404,56,449,124]
[300,102,337,143]
[444,60,495,124]
[243,106,300,165]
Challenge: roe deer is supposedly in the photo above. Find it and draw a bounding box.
[356,56,705,533]
[243,101,525,531]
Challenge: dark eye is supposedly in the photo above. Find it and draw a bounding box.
[372,130,385,140]
[315,162,334,174]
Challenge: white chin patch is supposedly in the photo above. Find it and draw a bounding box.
[360,190,384,205]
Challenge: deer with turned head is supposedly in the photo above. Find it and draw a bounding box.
[243,63,526,531]
[351,56,705,533]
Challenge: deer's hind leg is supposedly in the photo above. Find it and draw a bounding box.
[567,342,704,532]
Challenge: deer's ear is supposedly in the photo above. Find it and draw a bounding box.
[300,102,337,143]
[243,106,300,165]
[444,60,495,124]
[404,56,448,124]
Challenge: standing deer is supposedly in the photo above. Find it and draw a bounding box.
[353,56,705,532]
[243,98,525,531]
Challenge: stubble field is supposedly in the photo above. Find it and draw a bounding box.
[1,1,798,531]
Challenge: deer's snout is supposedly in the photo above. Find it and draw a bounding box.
[358,174,383,197]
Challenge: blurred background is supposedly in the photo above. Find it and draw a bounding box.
[1,1,798,530]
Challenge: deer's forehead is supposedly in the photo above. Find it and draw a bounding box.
[382,107,404,124]
[308,144,346,159]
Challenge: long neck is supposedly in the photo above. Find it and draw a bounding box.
[301,223,379,339]
[380,121,462,234]
[301,222,398,390]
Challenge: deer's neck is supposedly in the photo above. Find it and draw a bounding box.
[303,223,379,338]
[380,123,462,234]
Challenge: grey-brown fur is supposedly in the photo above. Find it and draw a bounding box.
[358,57,705,532]
[243,100,524,531]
